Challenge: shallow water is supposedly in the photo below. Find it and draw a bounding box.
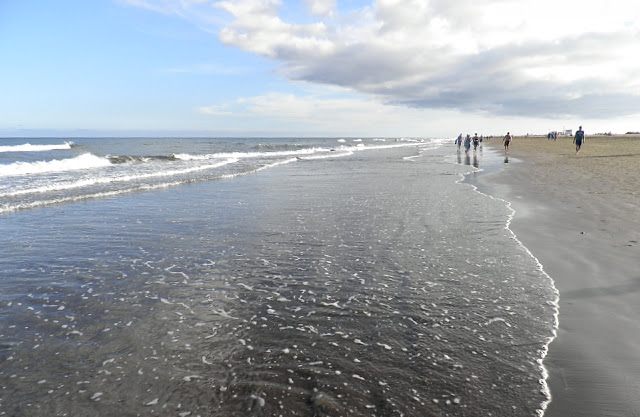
[0,138,556,416]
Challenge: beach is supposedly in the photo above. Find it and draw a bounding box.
[480,135,640,416]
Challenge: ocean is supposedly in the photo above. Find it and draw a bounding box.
[0,137,558,416]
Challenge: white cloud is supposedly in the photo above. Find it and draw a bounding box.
[197,92,434,135]
[305,0,336,17]
[245,92,388,124]
[197,91,522,137]
[198,104,236,116]
[214,0,333,57]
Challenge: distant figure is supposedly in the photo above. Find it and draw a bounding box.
[456,133,463,151]
[503,132,512,153]
[574,126,585,154]
[473,133,480,151]
[464,134,472,154]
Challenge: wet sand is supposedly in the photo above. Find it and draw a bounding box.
[481,135,640,416]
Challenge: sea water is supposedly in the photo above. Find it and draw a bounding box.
[0,137,558,416]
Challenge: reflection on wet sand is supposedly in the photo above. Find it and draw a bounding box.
[455,146,510,168]
[458,149,480,167]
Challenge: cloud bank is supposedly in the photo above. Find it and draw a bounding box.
[127,0,640,119]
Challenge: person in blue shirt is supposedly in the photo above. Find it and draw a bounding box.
[574,126,585,154]
[464,134,472,154]
[456,133,463,151]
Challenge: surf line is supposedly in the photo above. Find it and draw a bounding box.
[455,166,561,417]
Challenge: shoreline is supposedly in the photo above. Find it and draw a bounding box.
[479,136,640,416]
[460,147,559,417]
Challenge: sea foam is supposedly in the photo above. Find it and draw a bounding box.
[0,153,110,177]
[0,141,74,153]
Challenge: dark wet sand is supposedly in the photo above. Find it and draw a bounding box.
[481,136,640,416]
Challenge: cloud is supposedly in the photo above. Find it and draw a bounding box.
[198,91,622,137]
[305,0,336,17]
[198,92,450,135]
[198,103,236,116]
[212,0,640,118]
[214,0,333,57]
[127,0,640,119]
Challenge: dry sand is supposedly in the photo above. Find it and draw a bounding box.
[480,135,640,416]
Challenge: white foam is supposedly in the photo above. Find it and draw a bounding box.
[211,308,239,320]
[174,140,442,163]
[0,182,179,214]
[0,158,238,198]
[174,147,330,161]
[0,153,110,177]
[484,317,511,327]
[0,141,74,153]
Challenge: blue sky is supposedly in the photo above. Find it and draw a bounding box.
[2,0,640,137]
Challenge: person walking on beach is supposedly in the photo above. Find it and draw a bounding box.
[456,133,463,151]
[464,134,472,154]
[574,126,585,154]
[473,133,480,152]
[503,132,512,153]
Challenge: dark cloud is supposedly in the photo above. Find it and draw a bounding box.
[272,30,640,119]
[208,0,640,119]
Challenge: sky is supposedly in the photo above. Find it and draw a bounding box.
[1,0,640,138]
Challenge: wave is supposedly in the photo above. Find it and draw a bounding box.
[0,141,75,153]
[0,153,111,177]
[107,155,178,164]
[0,158,239,198]
[252,142,304,151]
[0,158,252,214]
[0,182,185,214]
[0,139,445,213]
[173,141,433,162]
[173,146,334,161]
[0,140,439,179]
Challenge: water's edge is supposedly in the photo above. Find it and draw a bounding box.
[458,148,560,417]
